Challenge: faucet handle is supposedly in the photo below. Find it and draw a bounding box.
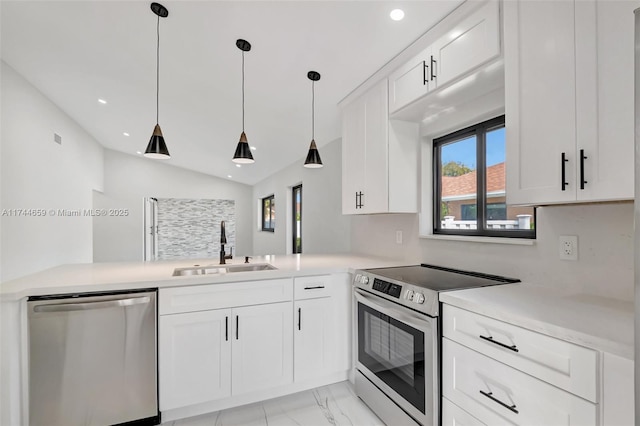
[245,256,252,264]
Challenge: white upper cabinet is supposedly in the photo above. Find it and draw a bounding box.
[431,0,500,88]
[388,46,434,114]
[505,0,634,205]
[341,80,419,215]
[388,0,501,115]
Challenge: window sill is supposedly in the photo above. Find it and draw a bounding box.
[420,233,535,246]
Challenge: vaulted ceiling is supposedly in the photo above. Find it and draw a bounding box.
[1,0,463,185]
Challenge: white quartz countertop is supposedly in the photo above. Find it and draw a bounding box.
[0,254,406,301]
[440,282,634,359]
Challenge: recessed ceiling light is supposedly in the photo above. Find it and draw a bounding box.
[236,164,242,168]
[227,175,232,178]
[136,151,142,155]
[123,132,130,137]
[98,98,107,104]
[390,9,405,21]
[250,146,257,151]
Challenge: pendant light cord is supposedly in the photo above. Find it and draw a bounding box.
[311,80,315,140]
[156,14,160,125]
[242,51,245,132]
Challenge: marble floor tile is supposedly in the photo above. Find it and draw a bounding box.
[164,381,384,426]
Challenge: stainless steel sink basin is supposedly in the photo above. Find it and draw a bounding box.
[173,263,277,276]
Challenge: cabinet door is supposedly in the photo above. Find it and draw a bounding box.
[362,79,389,213]
[575,0,634,201]
[159,309,231,410]
[341,98,366,215]
[341,80,389,214]
[504,0,577,205]
[431,0,500,88]
[294,297,336,382]
[388,47,432,113]
[231,302,293,395]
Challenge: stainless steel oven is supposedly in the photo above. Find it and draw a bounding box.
[352,265,519,426]
[355,288,438,426]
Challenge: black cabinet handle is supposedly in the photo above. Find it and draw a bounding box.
[235,315,239,340]
[561,152,569,191]
[298,308,301,330]
[355,191,364,209]
[304,286,325,290]
[479,335,519,352]
[359,192,364,208]
[430,55,437,81]
[225,316,228,341]
[479,390,519,414]
[580,149,588,190]
[422,60,428,85]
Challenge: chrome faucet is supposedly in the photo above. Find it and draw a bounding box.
[219,220,232,264]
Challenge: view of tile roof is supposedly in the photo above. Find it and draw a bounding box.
[441,162,505,197]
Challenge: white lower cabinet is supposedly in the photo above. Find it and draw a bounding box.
[294,274,351,382]
[159,309,232,411]
[160,302,293,411]
[294,297,335,381]
[443,338,597,425]
[231,302,293,394]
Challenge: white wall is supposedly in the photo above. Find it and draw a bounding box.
[1,61,104,282]
[252,138,351,255]
[98,149,253,262]
[350,202,634,301]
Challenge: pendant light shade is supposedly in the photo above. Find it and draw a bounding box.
[304,71,323,168]
[145,124,170,159]
[144,2,170,159]
[232,39,255,164]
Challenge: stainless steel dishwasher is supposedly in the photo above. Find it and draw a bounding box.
[27,289,159,426]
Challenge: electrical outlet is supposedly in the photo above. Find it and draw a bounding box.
[396,230,403,245]
[559,235,578,260]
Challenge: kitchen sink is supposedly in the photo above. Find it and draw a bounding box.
[173,263,277,276]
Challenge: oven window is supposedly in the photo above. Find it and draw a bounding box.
[358,302,426,413]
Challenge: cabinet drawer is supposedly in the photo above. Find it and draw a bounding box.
[443,339,597,425]
[442,397,486,426]
[159,279,293,315]
[443,304,598,402]
[294,275,332,300]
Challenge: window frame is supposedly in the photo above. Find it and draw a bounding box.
[292,184,302,253]
[432,115,535,239]
[261,194,275,232]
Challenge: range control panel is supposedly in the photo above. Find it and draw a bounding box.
[372,279,402,298]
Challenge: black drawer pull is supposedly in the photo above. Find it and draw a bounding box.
[561,152,569,191]
[304,285,325,290]
[479,335,519,352]
[225,316,228,341]
[580,149,588,190]
[298,307,301,330]
[430,55,437,81]
[480,390,518,414]
[423,60,428,85]
[235,315,239,340]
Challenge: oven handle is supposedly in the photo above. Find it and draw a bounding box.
[354,288,436,332]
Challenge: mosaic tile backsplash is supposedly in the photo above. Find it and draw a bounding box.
[156,198,235,260]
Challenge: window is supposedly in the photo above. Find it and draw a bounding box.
[262,195,275,232]
[433,115,535,238]
[292,185,302,253]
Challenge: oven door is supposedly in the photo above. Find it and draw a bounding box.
[354,288,438,426]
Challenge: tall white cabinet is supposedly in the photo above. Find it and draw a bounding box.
[505,0,635,205]
[341,80,419,215]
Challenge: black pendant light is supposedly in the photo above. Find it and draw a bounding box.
[304,71,323,168]
[232,39,255,164]
[144,2,170,159]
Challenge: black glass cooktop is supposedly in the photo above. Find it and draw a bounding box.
[365,263,520,292]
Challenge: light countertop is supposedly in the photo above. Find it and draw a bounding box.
[440,282,634,359]
[0,254,406,301]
